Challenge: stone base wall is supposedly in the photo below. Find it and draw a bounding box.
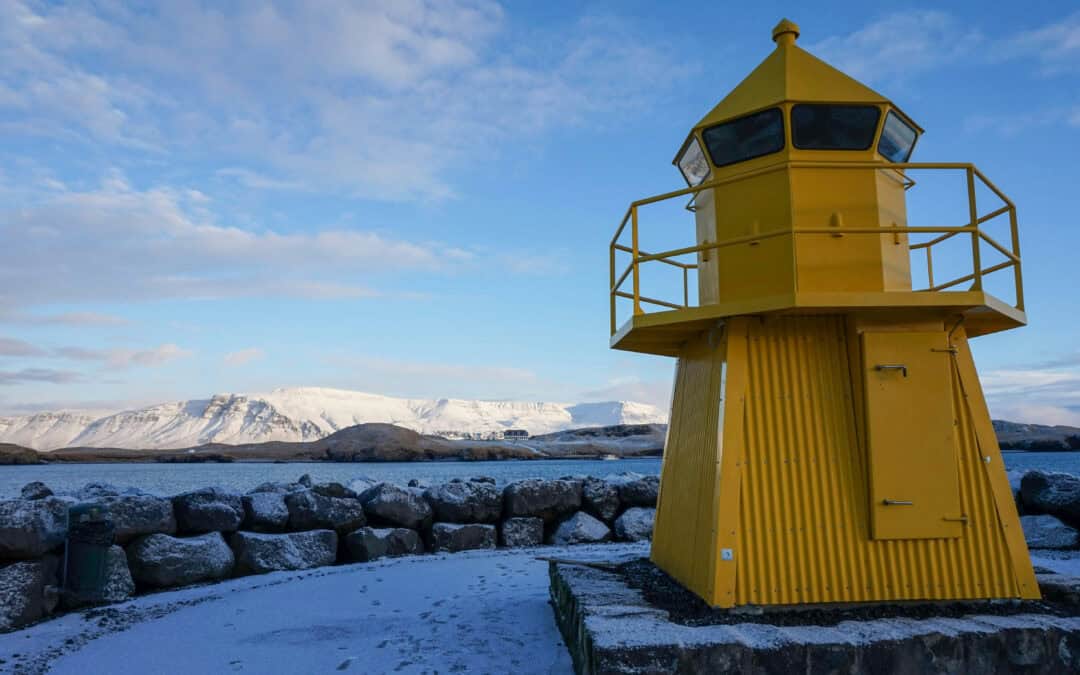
[549,562,1080,675]
[1,473,658,633]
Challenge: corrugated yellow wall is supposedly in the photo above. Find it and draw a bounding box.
[734,315,1022,605]
[651,332,724,599]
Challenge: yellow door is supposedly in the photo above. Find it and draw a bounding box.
[861,331,963,540]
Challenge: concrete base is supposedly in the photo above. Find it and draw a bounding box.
[549,561,1080,675]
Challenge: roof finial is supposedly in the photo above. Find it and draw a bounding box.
[772,18,800,47]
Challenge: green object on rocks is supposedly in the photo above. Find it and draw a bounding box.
[63,502,115,606]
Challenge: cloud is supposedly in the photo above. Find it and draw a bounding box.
[580,376,673,410]
[0,174,465,307]
[0,2,684,200]
[982,366,1080,426]
[0,337,45,357]
[963,107,1080,137]
[1000,11,1080,75]
[53,343,192,370]
[807,11,982,85]
[0,311,129,326]
[0,367,82,385]
[224,348,265,367]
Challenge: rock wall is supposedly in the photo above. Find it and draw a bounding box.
[0,472,659,633]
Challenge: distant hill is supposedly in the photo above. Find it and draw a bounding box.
[14,418,1079,464]
[0,387,667,451]
[992,420,1080,450]
[41,423,666,463]
[0,442,40,465]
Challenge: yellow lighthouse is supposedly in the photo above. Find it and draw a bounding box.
[609,19,1037,607]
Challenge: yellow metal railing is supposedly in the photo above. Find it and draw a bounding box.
[609,162,1023,335]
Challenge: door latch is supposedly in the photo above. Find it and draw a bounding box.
[874,364,908,377]
[882,499,913,506]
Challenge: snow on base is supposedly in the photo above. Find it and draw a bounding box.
[0,543,648,675]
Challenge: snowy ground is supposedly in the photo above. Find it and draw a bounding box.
[0,543,648,675]
[2,544,1076,675]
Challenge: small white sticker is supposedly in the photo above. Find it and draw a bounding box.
[721,548,734,561]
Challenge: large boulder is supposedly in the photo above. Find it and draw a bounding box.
[360,484,432,530]
[126,533,234,588]
[0,558,58,632]
[1021,514,1080,549]
[102,494,176,544]
[284,490,366,533]
[582,478,621,522]
[230,531,338,575]
[344,527,423,562]
[424,481,502,524]
[1021,471,1080,527]
[499,517,544,548]
[20,482,53,500]
[551,512,612,545]
[613,474,660,508]
[503,479,583,523]
[0,497,69,559]
[172,487,244,534]
[311,482,357,499]
[62,545,135,608]
[614,507,655,542]
[428,523,496,553]
[242,492,290,532]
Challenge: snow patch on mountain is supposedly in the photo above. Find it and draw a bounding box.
[0,387,669,451]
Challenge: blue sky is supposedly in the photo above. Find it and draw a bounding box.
[0,1,1078,425]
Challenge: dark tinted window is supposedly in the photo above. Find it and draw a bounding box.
[702,108,784,167]
[791,104,881,150]
[878,110,918,162]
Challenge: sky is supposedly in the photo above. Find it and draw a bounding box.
[0,1,1078,425]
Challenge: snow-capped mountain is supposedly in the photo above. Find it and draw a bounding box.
[0,387,668,451]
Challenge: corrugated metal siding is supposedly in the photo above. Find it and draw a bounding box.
[651,334,724,599]
[735,315,1020,605]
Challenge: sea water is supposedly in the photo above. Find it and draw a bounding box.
[1,452,1077,499]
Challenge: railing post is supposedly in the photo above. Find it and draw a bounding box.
[966,167,982,291]
[1009,206,1024,311]
[926,247,934,290]
[631,205,642,315]
[609,242,617,335]
[683,267,689,307]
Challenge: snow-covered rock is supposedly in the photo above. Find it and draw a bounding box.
[503,479,583,523]
[428,523,496,553]
[582,478,620,522]
[0,558,57,632]
[126,533,234,588]
[20,482,53,500]
[172,487,243,534]
[1021,471,1080,527]
[0,387,667,450]
[284,490,366,533]
[241,492,289,532]
[230,531,337,575]
[499,517,543,548]
[344,527,423,562]
[551,512,611,545]
[1021,514,1080,549]
[360,484,432,530]
[614,507,655,542]
[99,494,176,544]
[0,498,68,559]
[611,474,660,508]
[424,481,502,524]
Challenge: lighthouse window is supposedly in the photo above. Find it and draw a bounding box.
[702,107,784,167]
[791,104,881,150]
[676,137,711,186]
[878,110,918,163]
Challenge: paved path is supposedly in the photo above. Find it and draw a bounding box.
[0,543,647,675]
